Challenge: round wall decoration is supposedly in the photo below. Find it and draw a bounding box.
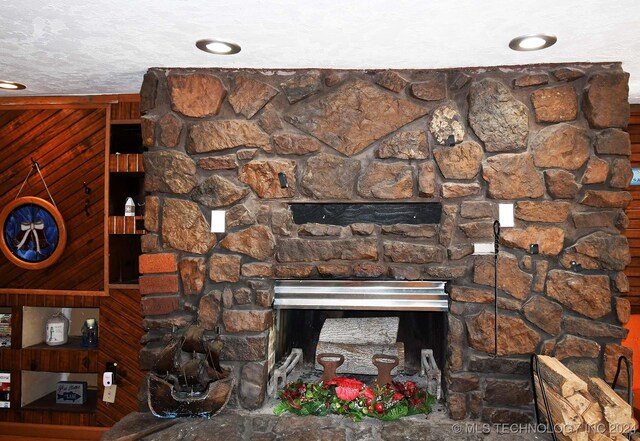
[0,196,67,270]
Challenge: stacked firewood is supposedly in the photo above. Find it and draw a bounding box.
[535,355,637,441]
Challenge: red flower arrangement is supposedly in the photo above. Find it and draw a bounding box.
[275,376,435,421]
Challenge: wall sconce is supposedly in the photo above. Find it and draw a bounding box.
[529,244,539,255]
[278,172,288,189]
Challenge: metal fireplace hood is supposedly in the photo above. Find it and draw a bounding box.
[273,280,449,311]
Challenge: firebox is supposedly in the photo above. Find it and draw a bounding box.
[267,280,449,399]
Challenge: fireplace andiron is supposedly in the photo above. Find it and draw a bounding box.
[147,324,233,418]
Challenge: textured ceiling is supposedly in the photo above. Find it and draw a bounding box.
[2,0,639,102]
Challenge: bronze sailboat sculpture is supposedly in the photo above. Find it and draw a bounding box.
[147,324,234,418]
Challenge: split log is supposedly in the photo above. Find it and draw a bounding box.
[588,377,632,432]
[537,355,589,397]
[316,317,404,375]
[534,374,583,434]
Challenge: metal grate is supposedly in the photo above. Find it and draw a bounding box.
[273,280,449,311]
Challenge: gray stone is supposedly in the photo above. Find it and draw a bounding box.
[298,223,342,237]
[448,244,474,260]
[357,162,413,199]
[191,175,248,208]
[301,153,361,200]
[285,79,427,157]
[429,102,465,145]
[555,335,601,360]
[220,334,268,361]
[581,190,633,208]
[513,73,549,87]
[226,204,256,228]
[468,78,529,152]
[523,296,563,335]
[449,372,480,392]
[383,241,444,264]
[375,70,408,92]
[544,169,582,199]
[468,355,531,375]
[460,201,494,219]
[484,379,532,406]
[144,150,198,194]
[552,67,585,82]
[381,224,437,238]
[240,362,267,409]
[158,113,183,148]
[220,225,276,260]
[277,238,378,262]
[280,70,322,104]
[563,315,628,339]
[560,231,630,271]
[378,130,428,159]
[594,128,631,155]
[198,292,221,330]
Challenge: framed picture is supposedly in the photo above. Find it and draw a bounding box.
[0,196,67,270]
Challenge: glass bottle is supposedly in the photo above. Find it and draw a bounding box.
[45,311,69,346]
[81,318,98,348]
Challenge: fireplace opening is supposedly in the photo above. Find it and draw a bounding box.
[274,309,447,376]
[267,280,449,400]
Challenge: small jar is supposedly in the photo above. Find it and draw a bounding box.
[124,197,135,217]
[45,312,69,346]
[81,318,98,348]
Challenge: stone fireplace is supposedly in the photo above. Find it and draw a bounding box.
[138,63,632,423]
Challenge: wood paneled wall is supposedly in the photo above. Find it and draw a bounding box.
[625,104,640,311]
[0,107,106,292]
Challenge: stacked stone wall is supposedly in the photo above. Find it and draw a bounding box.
[139,64,631,421]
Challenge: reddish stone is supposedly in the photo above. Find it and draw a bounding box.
[375,70,408,92]
[223,309,272,333]
[278,238,378,262]
[459,221,493,240]
[555,335,600,360]
[179,257,205,295]
[466,310,540,356]
[410,74,447,101]
[274,265,314,278]
[448,393,466,420]
[140,115,156,147]
[209,254,242,283]
[450,286,494,304]
[530,85,578,123]
[301,153,361,200]
[615,272,630,293]
[273,133,322,155]
[162,198,217,254]
[141,233,161,253]
[482,153,544,199]
[547,270,611,319]
[255,289,273,308]
[473,252,533,300]
[239,160,296,198]
[353,262,386,278]
[298,223,342,237]
[581,156,609,184]
[350,223,376,236]
[144,150,197,194]
[381,224,436,238]
[139,274,179,295]
[513,73,549,87]
[388,265,421,280]
[532,260,549,293]
[610,158,632,188]
[615,297,631,325]
[581,190,633,208]
[484,379,532,406]
[544,169,581,199]
[280,71,322,104]
[317,264,353,278]
[378,130,428,160]
[501,226,565,256]
[560,231,630,271]
[418,161,437,197]
[604,344,632,387]
[158,113,183,148]
[552,68,585,82]
[188,120,271,154]
[460,201,494,219]
[219,225,276,260]
[285,79,427,157]
[233,287,251,305]
[198,154,237,170]
[324,72,346,87]
[191,175,249,209]
[357,162,413,199]
[441,182,480,199]
[523,295,562,335]
[139,253,178,274]
[241,263,273,278]
[584,71,630,129]
[141,295,180,316]
[144,196,160,233]
[515,201,570,223]
[257,103,282,134]
[594,128,631,155]
[198,292,221,330]
[531,123,590,170]
[228,75,278,118]
[167,73,226,118]
[434,141,483,180]
[383,241,443,264]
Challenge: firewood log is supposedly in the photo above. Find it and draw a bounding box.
[537,355,588,397]
[588,377,632,430]
[534,374,583,434]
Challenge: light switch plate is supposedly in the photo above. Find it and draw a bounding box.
[473,243,494,255]
[103,385,117,403]
[499,203,514,227]
[210,210,226,233]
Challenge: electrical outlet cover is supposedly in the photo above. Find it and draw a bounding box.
[210,210,226,233]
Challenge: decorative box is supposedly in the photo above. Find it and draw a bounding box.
[55,381,87,404]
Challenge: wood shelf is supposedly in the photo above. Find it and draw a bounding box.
[110,119,142,125]
[109,153,144,173]
[107,216,145,235]
[108,283,139,290]
[22,390,97,414]
[23,336,97,351]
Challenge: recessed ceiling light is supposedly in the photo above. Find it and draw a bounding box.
[0,80,26,90]
[509,34,557,51]
[196,39,241,55]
